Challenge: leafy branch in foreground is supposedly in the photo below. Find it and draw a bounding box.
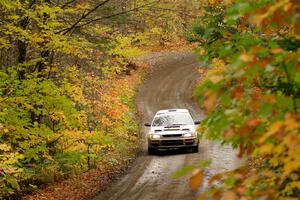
[188,0,300,199]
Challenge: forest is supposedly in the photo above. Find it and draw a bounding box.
[1,0,300,199]
[0,0,198,199]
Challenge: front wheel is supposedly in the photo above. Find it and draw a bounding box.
[192,145,199,153]
[148,147,156,155]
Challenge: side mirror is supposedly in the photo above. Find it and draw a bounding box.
[144,123,151,127]
[194,121,201,125]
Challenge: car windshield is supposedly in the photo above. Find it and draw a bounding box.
[152,113,193,127]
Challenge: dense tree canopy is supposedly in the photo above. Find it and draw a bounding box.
[190,0,300,199]
[0,0,200,198]
[2,0,299,199]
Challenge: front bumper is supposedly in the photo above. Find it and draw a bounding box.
[148,137,198,149]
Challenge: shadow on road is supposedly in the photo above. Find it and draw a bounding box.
[150,148,197,156]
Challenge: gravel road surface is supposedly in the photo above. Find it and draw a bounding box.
[93,52,244,200]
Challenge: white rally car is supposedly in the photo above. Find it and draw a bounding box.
[144,109,200,155]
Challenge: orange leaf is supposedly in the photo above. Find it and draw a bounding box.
[224,128,235,139]
[209,173,223,185]
[189,170,204,190]
[295,21,300,36]
[203,93,217,113]
[251,14,267,27]
[240,53,254,62]
[247,119,261,127]
[212,188,222,200]
[223,191,237,200]
[270,48,284,54]
[197,195,206,200]
[271,9,286,26]
[235,186,247,195]
[231,86,244,99]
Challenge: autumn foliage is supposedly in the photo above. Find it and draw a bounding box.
[190,0,300,199]
[0,0,202,198]
[0,1,143,198]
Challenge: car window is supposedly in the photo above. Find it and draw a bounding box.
[152,113,193,127]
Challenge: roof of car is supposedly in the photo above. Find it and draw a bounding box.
[155,109,189,116]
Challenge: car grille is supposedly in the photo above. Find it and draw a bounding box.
[161,140,183,146]
[162,134,183,138]
[164,128,180,131]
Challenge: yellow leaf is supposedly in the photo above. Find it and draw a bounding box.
[284,120,299,132]
[43,154,54,161]
[283,2,292,11]
[258,121,284,144]
[198,68,205,74]
[208,75,223,84]
[259,143,274,154]
[0,143,11,152]
[284,160,300,175]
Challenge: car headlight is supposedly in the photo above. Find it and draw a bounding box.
[150,134,161,139]
[183,133,193,138]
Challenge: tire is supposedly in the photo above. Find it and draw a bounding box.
[148,147,156,155]
[192,145,199,153]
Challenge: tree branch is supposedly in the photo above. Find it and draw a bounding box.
[282,63,298,113]
[71,1,159,29]
[60,0,77,8]
[57,0,112,35]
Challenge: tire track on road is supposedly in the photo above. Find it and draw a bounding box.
[93,52,243,200]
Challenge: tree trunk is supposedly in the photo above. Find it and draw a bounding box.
[17,17,29,80]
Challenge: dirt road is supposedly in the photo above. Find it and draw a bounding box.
[93,52,244,200]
